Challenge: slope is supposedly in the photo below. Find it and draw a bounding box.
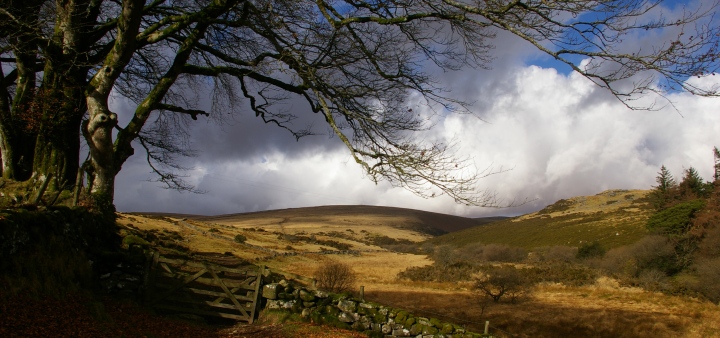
[194,205,484,236]
[428,189,654,249]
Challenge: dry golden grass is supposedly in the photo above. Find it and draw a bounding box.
[261,251,432,287]
[431,189,654,249]
[117,206,720,337]
[365,280,720,338]
[514,189,651,221]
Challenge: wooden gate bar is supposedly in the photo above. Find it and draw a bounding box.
[144,250,263,324]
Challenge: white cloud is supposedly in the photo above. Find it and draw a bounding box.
[113,37,720,219]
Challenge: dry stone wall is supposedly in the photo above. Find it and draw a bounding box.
[262,280,488,338]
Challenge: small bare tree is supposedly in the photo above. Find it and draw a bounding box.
[314,261,356,294]
[474,265,530,304]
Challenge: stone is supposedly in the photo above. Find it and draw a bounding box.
[371,323,382,331]
[325,305,339,316]
[299,289,315,302]
[381,324,393,334]
[301,308,312,318]
[379,307,389,316]
[359,302,375,309]
[409,323,423,336]
[430,317,442,327]
[395,310,409,323]
[417,317,432,326]
[337,300,357,313]
[405,317,416,327]
[314,290,329,298]
[422,325,439,335]
[351,321,367,331]
[303,301,316,308]
[441,323,455,334]
[393,328,410,336]
[281,300,296,310]
[262,283,283,300]
[266,300,282,309]
[338,312,355,323]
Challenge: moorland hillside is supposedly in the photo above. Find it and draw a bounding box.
[427,189,654,250]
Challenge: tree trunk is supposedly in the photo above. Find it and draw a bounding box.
[31,72,86,189]
[0,123,36,181]
[83,108,117,200]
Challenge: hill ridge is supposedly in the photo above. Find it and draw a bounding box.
[428,189,654,249]
[196,204,486,235]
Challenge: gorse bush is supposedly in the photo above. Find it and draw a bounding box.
[397,264,476,283]
[234,234,247,243]
[646,199,706,235]
[455,243,527,263]
[576,241,606,259]
[536,246,578,263]
[599,235,678,278]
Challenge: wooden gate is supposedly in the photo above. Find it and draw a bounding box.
[144,251,263,324]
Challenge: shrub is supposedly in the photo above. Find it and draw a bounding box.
[539,246,578,263]
[397,264,475,283]
[576,241,606,259]
[692,257,720,303]
[456,243,526,263]
[474,265,530,303]
[234,234,247,243]
[314,261,355,293]
[432,245,456,268]
[481,244,526,262]
[646,199,706,235]
[599,235,678,277]
[636,269,669,291]
[524,263,598,287]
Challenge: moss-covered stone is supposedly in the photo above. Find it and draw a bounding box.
[325,305,339,316]
[441,322,455,334]
[399,317,417,327]
[422,325,439,335]
[337,300,357,313]
[409,323,423,336]
[395,310,408,323]
[429,317,442,327]
[299,289,315,302]
[373,313,387,323]
[121,234,149,247]
[262,283,284,300]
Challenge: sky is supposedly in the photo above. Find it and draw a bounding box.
[111,3,720,218]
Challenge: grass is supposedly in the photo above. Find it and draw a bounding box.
[364,280,720,338]
[113,190,720,337]
[428,189,654,250]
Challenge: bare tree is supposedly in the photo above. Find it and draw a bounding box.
[1,0,719,209]
[314,261,356,293]
[474,265,530,303]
